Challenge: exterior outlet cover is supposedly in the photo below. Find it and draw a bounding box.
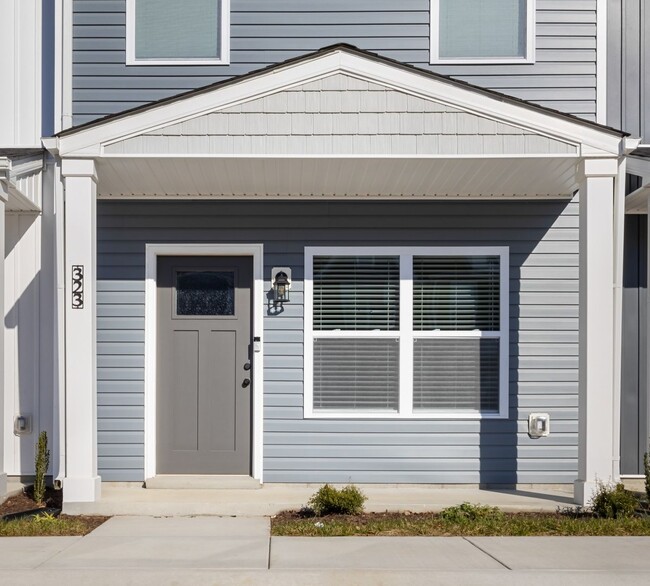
[528,413,550,439]
[14,415,32,436]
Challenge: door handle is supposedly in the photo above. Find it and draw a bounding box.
[242,378,251,388]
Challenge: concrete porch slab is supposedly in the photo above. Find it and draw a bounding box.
[145,475,261,490]
[62,483,575,516]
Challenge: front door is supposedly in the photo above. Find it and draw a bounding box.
[156,256,253,474]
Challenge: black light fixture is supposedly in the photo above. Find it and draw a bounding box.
[272,268,291,303]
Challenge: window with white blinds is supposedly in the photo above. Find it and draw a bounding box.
[430,0,534,64]
[126,0,230,65]
[305,247,508,419]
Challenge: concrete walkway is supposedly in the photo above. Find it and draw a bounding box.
[63,483,576,516]
[1,516,650,585]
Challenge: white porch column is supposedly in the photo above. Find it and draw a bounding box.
[61,159,100,502]
[0,184,7,499]
[575,158,619,506]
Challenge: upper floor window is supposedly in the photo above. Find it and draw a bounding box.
[430,0,535,64]
[126,0,230,65]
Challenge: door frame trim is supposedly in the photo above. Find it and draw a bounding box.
[144,243,264,482]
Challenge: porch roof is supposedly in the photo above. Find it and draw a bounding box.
[45,45,636,199]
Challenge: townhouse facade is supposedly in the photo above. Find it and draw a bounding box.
[0,0,648,505]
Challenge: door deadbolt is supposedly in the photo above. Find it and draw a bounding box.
[243,362,251,371]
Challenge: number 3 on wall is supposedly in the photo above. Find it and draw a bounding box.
[71,265,84,309]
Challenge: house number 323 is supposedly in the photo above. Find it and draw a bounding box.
[71,265,84,309]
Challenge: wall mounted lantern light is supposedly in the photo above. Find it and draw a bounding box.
[272,267,292,304]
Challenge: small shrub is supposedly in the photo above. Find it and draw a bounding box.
[34,431,50,506]
[439,502,503,523]
[307,484,367,516]
[643,452,650,503]
[590,481,638,519]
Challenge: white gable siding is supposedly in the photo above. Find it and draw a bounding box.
[104,74,577,156]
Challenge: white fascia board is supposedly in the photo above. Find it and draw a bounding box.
[56,49,623,157]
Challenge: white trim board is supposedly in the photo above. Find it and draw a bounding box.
[144,243,264,482]
[303,246,510,420]
[125,0,230,66]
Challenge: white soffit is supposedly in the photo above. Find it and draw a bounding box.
[54,48,625,158]
[96,156,579,199]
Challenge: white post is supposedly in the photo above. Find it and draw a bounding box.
[0,185,7,499]
[61,159,100,503]
[575,158,619,506]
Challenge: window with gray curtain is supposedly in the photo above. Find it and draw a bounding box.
[438,0,528,59]
[308,251,504,415]
[135,0,221,60]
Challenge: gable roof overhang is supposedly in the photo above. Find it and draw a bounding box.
[44,45,636,199]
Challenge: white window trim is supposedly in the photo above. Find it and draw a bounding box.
[430,0,536,65]
[126,0,230,66]
[304,246,509,420]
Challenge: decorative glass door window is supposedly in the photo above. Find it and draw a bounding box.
[175,270,235,316]
[304,247,509,419]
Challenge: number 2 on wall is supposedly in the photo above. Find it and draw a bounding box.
[71,265,84,309]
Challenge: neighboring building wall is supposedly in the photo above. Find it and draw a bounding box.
[0,0,44,145]
[96,198,579,484]
[3,211,56,476]
[73,0,598,125]
[607,0,650,142]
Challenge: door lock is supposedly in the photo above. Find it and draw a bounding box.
[242,378,251,388]
[243,362,251,371]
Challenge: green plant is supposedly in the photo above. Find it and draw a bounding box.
[590,481,638,519]
[439,502,503,523]
[34,431,50,506]
[33,511,58,526]
[643,452,650,503]
[307,484,367,516]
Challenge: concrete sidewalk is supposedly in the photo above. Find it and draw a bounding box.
[1,516,650,585]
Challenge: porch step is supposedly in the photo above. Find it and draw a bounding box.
[145,475,261,490]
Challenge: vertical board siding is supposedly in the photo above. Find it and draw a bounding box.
[607,0,650,141]
[73,0,598,124]
[96,199,579,483]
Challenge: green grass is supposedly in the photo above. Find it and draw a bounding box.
[272,511,650,537]
[0,513,107,537]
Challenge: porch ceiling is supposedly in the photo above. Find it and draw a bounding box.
[95,155,580,199]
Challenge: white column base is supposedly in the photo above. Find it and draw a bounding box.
[0,473,7,499]
[573,478,605,507]
[63,476,101,503]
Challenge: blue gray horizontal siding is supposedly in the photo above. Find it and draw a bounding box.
[96,199,579,483]
[73,0,598,125]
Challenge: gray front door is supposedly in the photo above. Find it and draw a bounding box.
[156,256,253,474]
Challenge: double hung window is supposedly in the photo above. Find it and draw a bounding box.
[126,0,230,65]
[304,247,509,419]
[430,0,535,64]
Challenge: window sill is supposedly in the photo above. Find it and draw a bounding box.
[126,57,231,66]
[429,57,535,65]
[305,411,508,420]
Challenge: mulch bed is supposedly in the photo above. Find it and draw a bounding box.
[0,486,62,517]
[0,486,109,535]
